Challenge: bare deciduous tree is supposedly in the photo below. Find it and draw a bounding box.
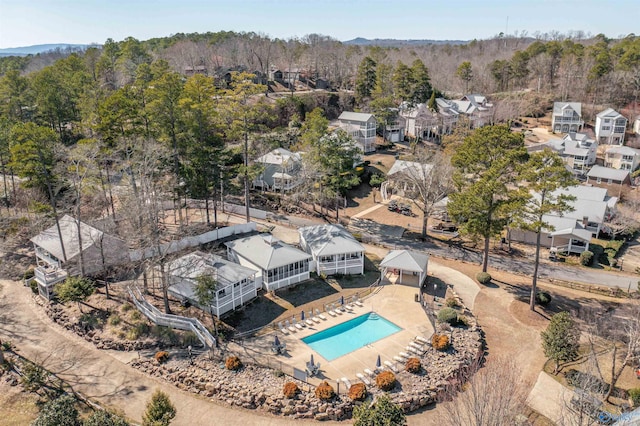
[441,356,529,426]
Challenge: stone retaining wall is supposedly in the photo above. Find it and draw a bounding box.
[130,325,484,421]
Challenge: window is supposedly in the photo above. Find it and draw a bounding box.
[602,126,611,130]
[596,177,602,183]
[622,155,634,161]
[218,288,226,297]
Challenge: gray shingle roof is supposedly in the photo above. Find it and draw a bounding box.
[338,111,376,123]
[299,224,364,257]
[225,234,311,270]
[553,102,582,116]
[380,250,429,273]
[596,108,623,119]
[166,251,256,287]
[587,165,630,182]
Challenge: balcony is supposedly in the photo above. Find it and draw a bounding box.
[34,265,68,286]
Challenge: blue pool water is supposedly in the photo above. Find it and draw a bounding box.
[302,312,402,361]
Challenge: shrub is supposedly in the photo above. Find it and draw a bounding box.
[273,369,284,377]
[315,381,335,400]
[369,173,386,188]
[283,382,300,399]
[225,355,242,371]
[629,388,640,407]
[405,357,421,374]
[376,370,396,391]
[29,280,39,294]
[437,307,458,325]
[348,383,367,401]
[431,334,450,351]
[476,272,492,284]
[23,268,35,280]
[457,316,471,327]
[154,351,169,364]
[130,311,142,321]
[536,291,552,306]
[445,297,459,308]
[108,314,122,326]
[580,250,594,266]
[121,302,133,312]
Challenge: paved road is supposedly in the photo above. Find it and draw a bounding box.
[0,280,327,426]
[249,211,639,292]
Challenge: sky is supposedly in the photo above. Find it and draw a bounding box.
[0,0,638,49]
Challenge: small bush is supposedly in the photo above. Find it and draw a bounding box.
[23,268,35,280]
[476,272,492,284]
[126,323,149,340]
[369,173,386,188]
[457,315,471,327]
[273,369,284,378]
[283,382,300,399]
[121,302,133,312]
[29,280,38,294]
[536,291,552,306]
[580,250,594,266]
[629,388,640,407]
[225,355,242,371]
[154,351,169,364]
[437,307,459,325]
[108,314,121,326]
[445,297,459,308]
[315,381,335,400]
[405,357,421,374]
[376,370,396,391]
[348,383,367,401]
[431,334,450,351]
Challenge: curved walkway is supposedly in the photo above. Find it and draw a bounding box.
[0,280,333,426]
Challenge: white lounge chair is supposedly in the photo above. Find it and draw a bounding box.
[407,345,421,355]
[353,296,364,307]
[278,322,289,335]
[364,368,375,378]
[341,377,352,388]
[326,304,337,317]
[310,310,321,324]
[286,320,296,333]
[409,341,424,351]
[293,318,304,330]
[399,351,411,359]
[314,308,327,321]
[384,360,398,372]
[305,317,315,327]
[394,355,406,363]
[415,336,429,345]
[356,373,371,385]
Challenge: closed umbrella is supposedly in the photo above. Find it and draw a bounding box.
[376,355,381,369]
[339,295,344,305]
[310,354,315,366]
[274,335,281,348]
[301,310,305,321]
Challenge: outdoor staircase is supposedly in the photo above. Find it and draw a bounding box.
[127,285,216,349]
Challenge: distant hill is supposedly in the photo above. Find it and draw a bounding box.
[0,44,93,57]
[343,37,468,47]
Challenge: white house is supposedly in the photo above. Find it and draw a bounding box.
[253,148,303,192]
[384,113,405,143]
[552,102,584,133]
[511,185,617,255]
[379,250,429,287]
[399,103,442,140]
[634,116,640,135]
[605,145,640,172]
[338,111,377,153]
[225,234,311,292]
[450,94,494,128]
[30,215,129,299]
[298,224,364,276]
[528,132,597,174]
[595,108,627,145]
[166,251,258,317]
[384,159,433,199]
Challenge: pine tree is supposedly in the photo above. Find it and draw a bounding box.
[143,390,176,426]
[541,312,580,374]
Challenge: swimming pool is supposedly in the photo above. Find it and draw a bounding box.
[302,312,402,361]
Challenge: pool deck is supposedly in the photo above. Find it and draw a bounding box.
[235,283,433,387]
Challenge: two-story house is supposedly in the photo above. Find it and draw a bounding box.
[399,103,442,140]
[604,146,640,172]
[253,148,303,192]
[338,112,377,153]
[552,102,584,133]
[299,224,365,276]
[450,94,494,128]
[595,108,627,145]
[225,234,311,292]
[528,133,597,174]
[30,215,129,299]
[166,251,258,318]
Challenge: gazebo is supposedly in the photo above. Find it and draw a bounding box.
[379,250,429,287]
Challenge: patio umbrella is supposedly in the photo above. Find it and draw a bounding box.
[376,355,381,369]
[274,335,281,347]
[301,310,305,321]
[339,295,344,305]
[310,354,315,366]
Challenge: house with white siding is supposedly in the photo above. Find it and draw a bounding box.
[299,224,364,276]
[595,108,627,145]
[225,234,311,292]
[166,251,258,317]
[338,111,377,153]
[552,102,584,133]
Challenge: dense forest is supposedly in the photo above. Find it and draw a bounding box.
[0,30,639,257]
